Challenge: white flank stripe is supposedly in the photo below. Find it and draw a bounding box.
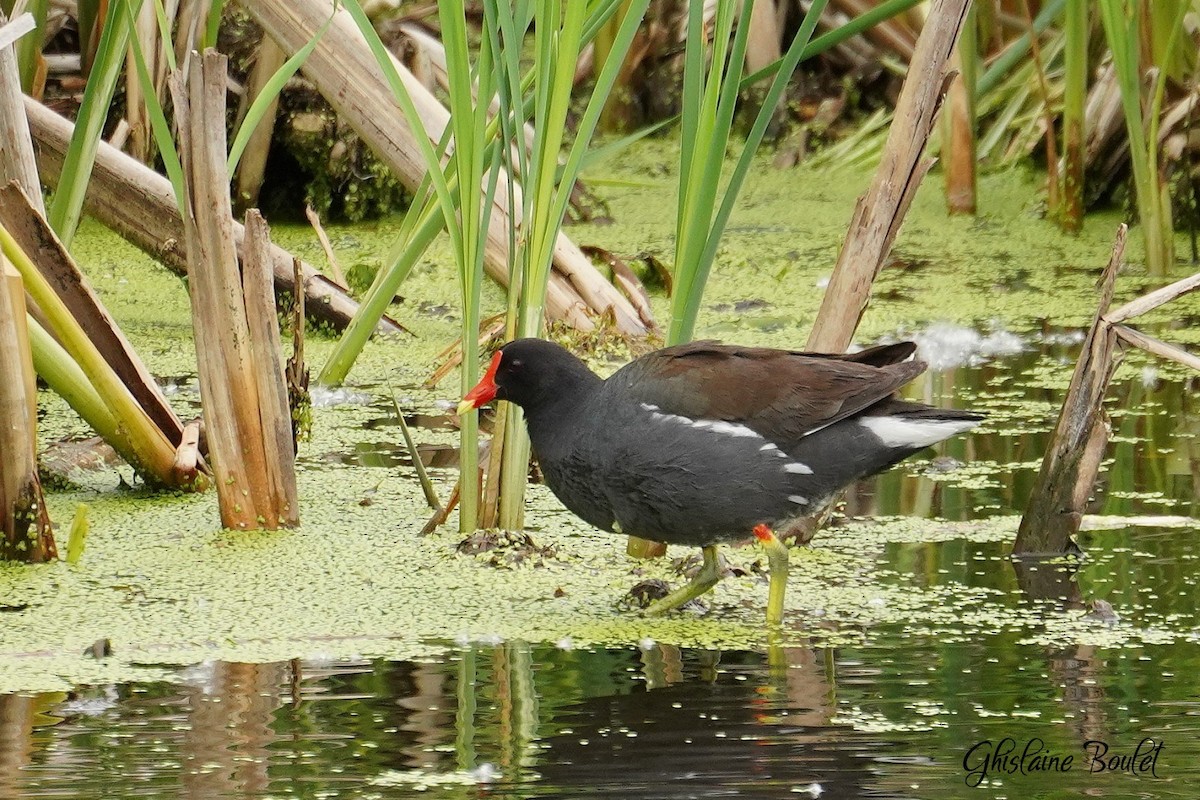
[859,415,978,449]
[788,495,808,505]
[783,461,813,475]
[640,404,764,441]
[760,443,779,453]
[699,420,761,439]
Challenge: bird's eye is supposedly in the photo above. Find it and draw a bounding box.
[509,359,523,369]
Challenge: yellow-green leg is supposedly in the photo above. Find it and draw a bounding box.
[643,545,722,616]
[754,524,789,626]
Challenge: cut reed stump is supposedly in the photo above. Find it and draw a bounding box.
[172,50,298,530]
[1015,226,1200,555]
[807,0,970,353]
[1014,229,1126,555]
[0,257,54,562]
[23,98,401,337]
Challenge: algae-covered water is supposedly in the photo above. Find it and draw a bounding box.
[2,154,1199,798]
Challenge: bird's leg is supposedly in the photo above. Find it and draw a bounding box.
[643,545,723,616]
[754,524,789,626]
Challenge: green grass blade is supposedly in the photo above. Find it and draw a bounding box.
[123,0,183,209]
[576,118,672,176]
[341,1,461,250]
[228,16,331,175]
[47,0,135,246]
[202,0,224,50]
[697,0,827,306]
[150,0,176,71]
[65,504,90,565]
[670,0,827,345]
[550,0,653,232]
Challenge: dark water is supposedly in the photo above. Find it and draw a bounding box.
[4,329,1198,799]
[4,594,1197,799]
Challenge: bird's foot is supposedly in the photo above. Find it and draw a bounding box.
[642,545,722,616]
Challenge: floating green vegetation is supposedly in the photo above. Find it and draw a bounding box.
[5,461,1197,693]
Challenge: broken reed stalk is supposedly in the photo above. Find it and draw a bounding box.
[304,206,349,289]
[0,202,190,489]
[23,97,400,336]
[1015,227,1200,555]
[0,184,184,446]
[1014,226,1127,556]
[806,0,970,353]
[172,50,298,530]
[244,212,301,526]
[0,257,55,562]
[388,387,441,512]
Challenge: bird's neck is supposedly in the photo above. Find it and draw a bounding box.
[521,369,603,454]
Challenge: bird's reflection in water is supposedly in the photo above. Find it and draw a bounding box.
[531,642,899,799]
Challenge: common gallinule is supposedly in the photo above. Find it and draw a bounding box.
[458,338,982,624]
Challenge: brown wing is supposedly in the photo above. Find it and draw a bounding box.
[614,341,926,448]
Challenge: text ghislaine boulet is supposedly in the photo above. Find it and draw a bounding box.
[963,737,1163,787]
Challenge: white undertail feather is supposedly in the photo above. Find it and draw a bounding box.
[859,415,978,449]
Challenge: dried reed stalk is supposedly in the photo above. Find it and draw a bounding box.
[943,40,976,214]
[243,212,300,526]
[807,0,970,353]
[0,14,40,213]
